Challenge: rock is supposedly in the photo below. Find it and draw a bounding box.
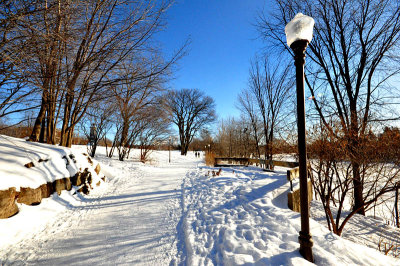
[54,178,66,195]
[64,177,72,191]
[40,182,54,198]
[1,168,96,219]
[96,181,101,187]
[71,172,83,186]
[0,188,19,219]
[87,156,93,165]
[78,184,89,195]
[69,154,76,163]
[101,177,106,182]
[62,155,69,165]
[17,186,42,205]
[94,164,101,175]
[81,168,92,185]
[24,162,34,168]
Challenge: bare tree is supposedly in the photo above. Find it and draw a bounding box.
[21,0,69,144]
[80,101,116,157]
[22,0,177,147]
[111,57,170,161]
[237,90,262,158]
[0,1,40,123]
[248,57,293,164]
[164,88,216,155]
[137,108,170,163]
[214,117,262,158]
[258,0,400,214]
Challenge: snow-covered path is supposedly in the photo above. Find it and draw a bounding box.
[2,150,199,265]
[2,146,400,265]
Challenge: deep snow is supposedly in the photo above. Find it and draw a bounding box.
[0,135,101,191]
[0,144,198,265]
[0,138,399,265]
[181,165,400,265]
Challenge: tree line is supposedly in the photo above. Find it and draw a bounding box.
[0,0,216,161]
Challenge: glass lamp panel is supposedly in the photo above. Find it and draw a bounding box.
[285,13,315,47]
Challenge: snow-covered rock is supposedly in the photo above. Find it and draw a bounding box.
[0,135,105,218]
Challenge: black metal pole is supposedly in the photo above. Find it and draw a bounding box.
[395,183,399,228]
[291,39,314,262]
[169,138,171,163]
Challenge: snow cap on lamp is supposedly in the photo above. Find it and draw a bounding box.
[285,13,314,47]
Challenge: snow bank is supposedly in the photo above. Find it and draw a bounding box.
[0,140,108,256]
[181,165,400,265]
[0,135,103,191]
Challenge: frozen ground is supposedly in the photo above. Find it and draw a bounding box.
[0,139,399,265]
[1,146,198,265]
[181,165,400,265]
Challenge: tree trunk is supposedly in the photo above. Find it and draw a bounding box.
[395,185,399,228]
[29,98,47,142]
[46,95,56,144]
[352,161,365,215]
[66,127,74,147]
[90,144,97,158]
[39,115,46,143]
[60,101,71,147]
[349,106,365,215]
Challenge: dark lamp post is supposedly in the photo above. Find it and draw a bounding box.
[285,13,315,263]
[169,136,172,163]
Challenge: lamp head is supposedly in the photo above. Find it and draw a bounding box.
[285,13,314,47]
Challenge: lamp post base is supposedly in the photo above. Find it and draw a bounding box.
[299,230,314,262]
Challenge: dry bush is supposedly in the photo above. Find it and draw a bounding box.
[378,237,400,258]
[0,126,33,139]
[205,152,215,166]
[308,124,400,236]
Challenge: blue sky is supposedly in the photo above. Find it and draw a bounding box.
[156,0,272,120]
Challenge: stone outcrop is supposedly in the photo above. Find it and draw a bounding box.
[54,178,67,195]
[0,162,102,219]
[0,188,19,218]
[65,177,72,191]
[17,186,42,205]
[70,172,83,186]
[40,183,54,198]
[95,164,101,175]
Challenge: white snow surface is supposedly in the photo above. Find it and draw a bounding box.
[0,138,399,265]
[0,135,99,190]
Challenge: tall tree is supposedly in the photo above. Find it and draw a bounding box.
[0,0,39,123]
[23,0,175,147]
[258,0,400,214]
[111,56,171,161]
[24,0,67,144]
[248,57,293,163]
[137,107,170,163]
[164,88,216,155]
[237,90,262,158]
[80,100,116,157]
